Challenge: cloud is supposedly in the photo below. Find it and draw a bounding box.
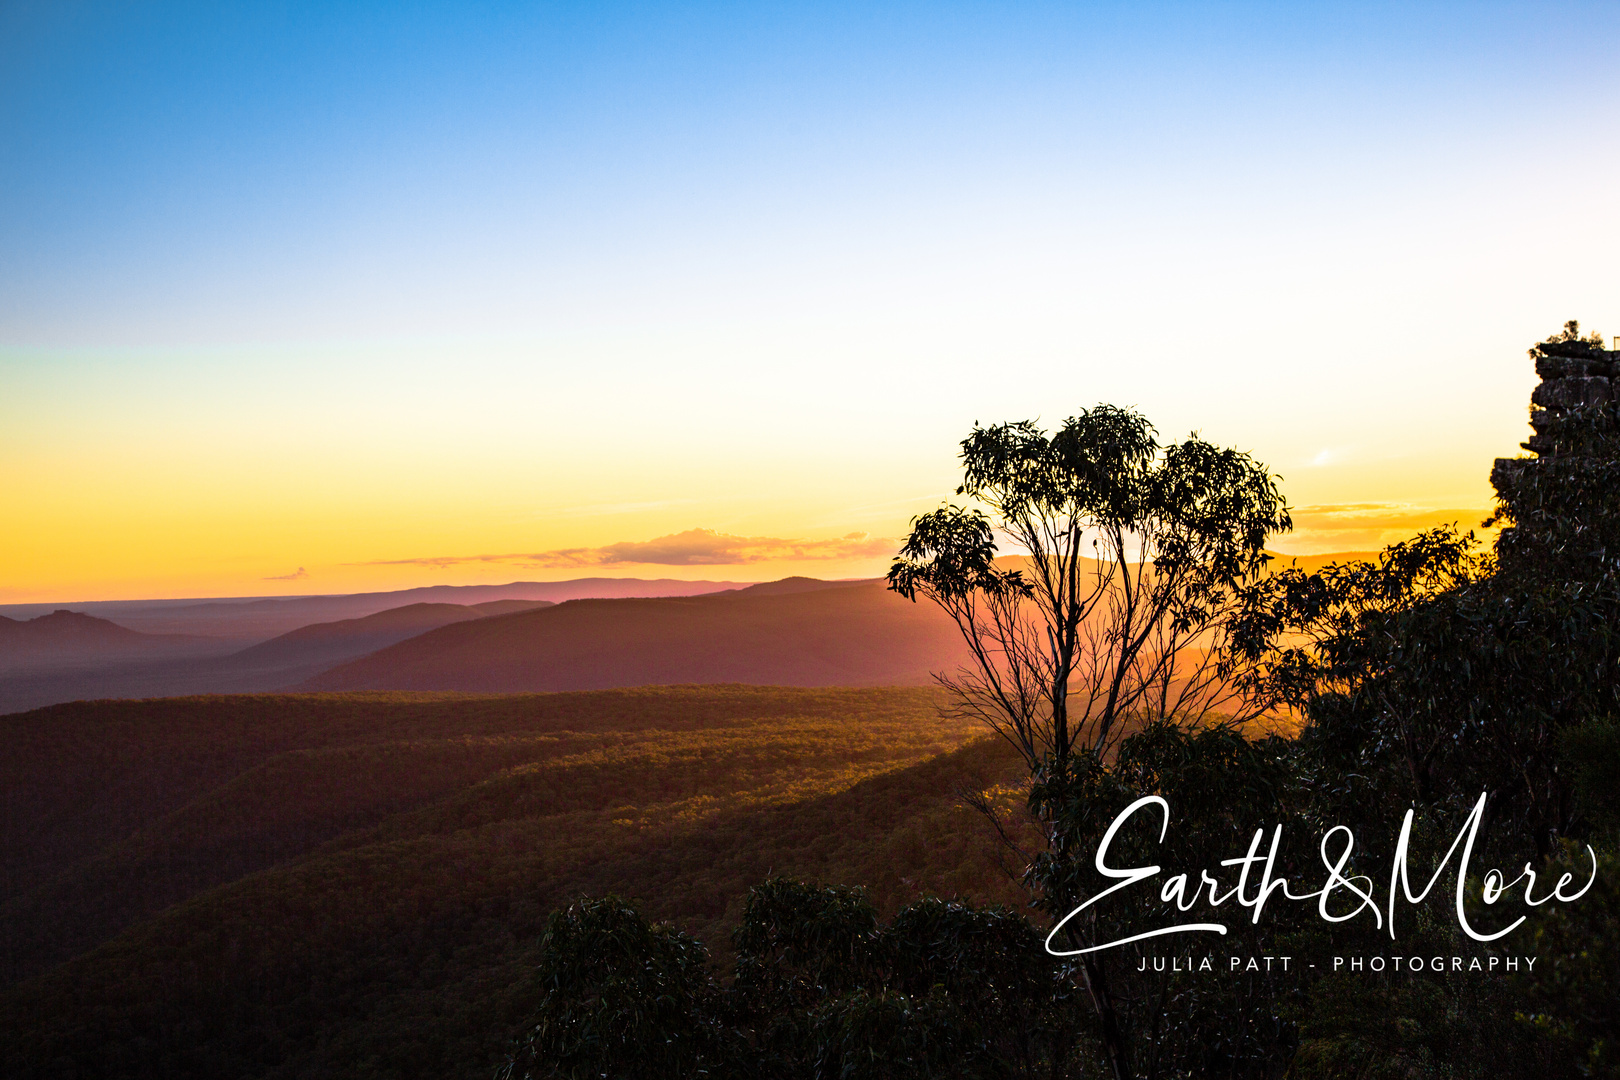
[1277,504,1496,555]
[363,528,896,570]
[1307,448,1342,467]
[264,566,309,581]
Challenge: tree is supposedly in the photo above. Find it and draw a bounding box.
[887,406,1293,1080]
[887,406,1291,773]
[500,896,720,1080]
[1227,525,1495,816]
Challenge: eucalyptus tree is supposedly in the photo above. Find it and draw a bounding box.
[887,405,1292,772]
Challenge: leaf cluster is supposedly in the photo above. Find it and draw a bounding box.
[1533,319,1607,356]
[502,897,719,1080]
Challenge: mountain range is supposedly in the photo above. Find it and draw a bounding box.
[304,579,968,693]
[0,577,754,639]
[0,554,1371,716]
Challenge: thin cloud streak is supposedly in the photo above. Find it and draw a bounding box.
[362,528,895,570]
[1278,503,1496,554]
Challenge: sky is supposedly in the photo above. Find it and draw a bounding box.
[2,1,1618,602]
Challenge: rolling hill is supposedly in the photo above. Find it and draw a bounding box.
[0,610,205,672]
[298,560,1381,697]
[227,600,555,670]
[303,580,973,693]
[0,609,144,649]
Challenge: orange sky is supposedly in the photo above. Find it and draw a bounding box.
[0,341,1530,603]
[0,323,1566,603]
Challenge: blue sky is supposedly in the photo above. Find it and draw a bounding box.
[2,1,1618,599]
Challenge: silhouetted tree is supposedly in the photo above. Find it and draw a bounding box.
[887,406,1291,772]
[1227,323,1620,1079]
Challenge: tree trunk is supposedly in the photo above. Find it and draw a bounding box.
[1080,953,1132,1080]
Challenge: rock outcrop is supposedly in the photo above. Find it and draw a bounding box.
[1493,335,1618,493]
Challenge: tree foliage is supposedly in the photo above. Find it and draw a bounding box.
[501,897,719,1080]
[503,883,1086,1080]
[1227,324,1620,857]
[1219,322,1620,1078]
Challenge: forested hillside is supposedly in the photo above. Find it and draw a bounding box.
[0,687,1028,1078]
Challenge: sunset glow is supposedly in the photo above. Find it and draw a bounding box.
[3,2,1616,602]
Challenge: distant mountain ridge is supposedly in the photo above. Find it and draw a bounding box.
[711,576,870,597]
[0,577,762,638]
[0,597,561,714]
[297,558,1379,697]
[0,610,200,672]
[303,579,971,693]
[228,600,554,670]
[0,609,144,649]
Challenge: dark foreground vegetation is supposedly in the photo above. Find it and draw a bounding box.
[504,884,1083,1080]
